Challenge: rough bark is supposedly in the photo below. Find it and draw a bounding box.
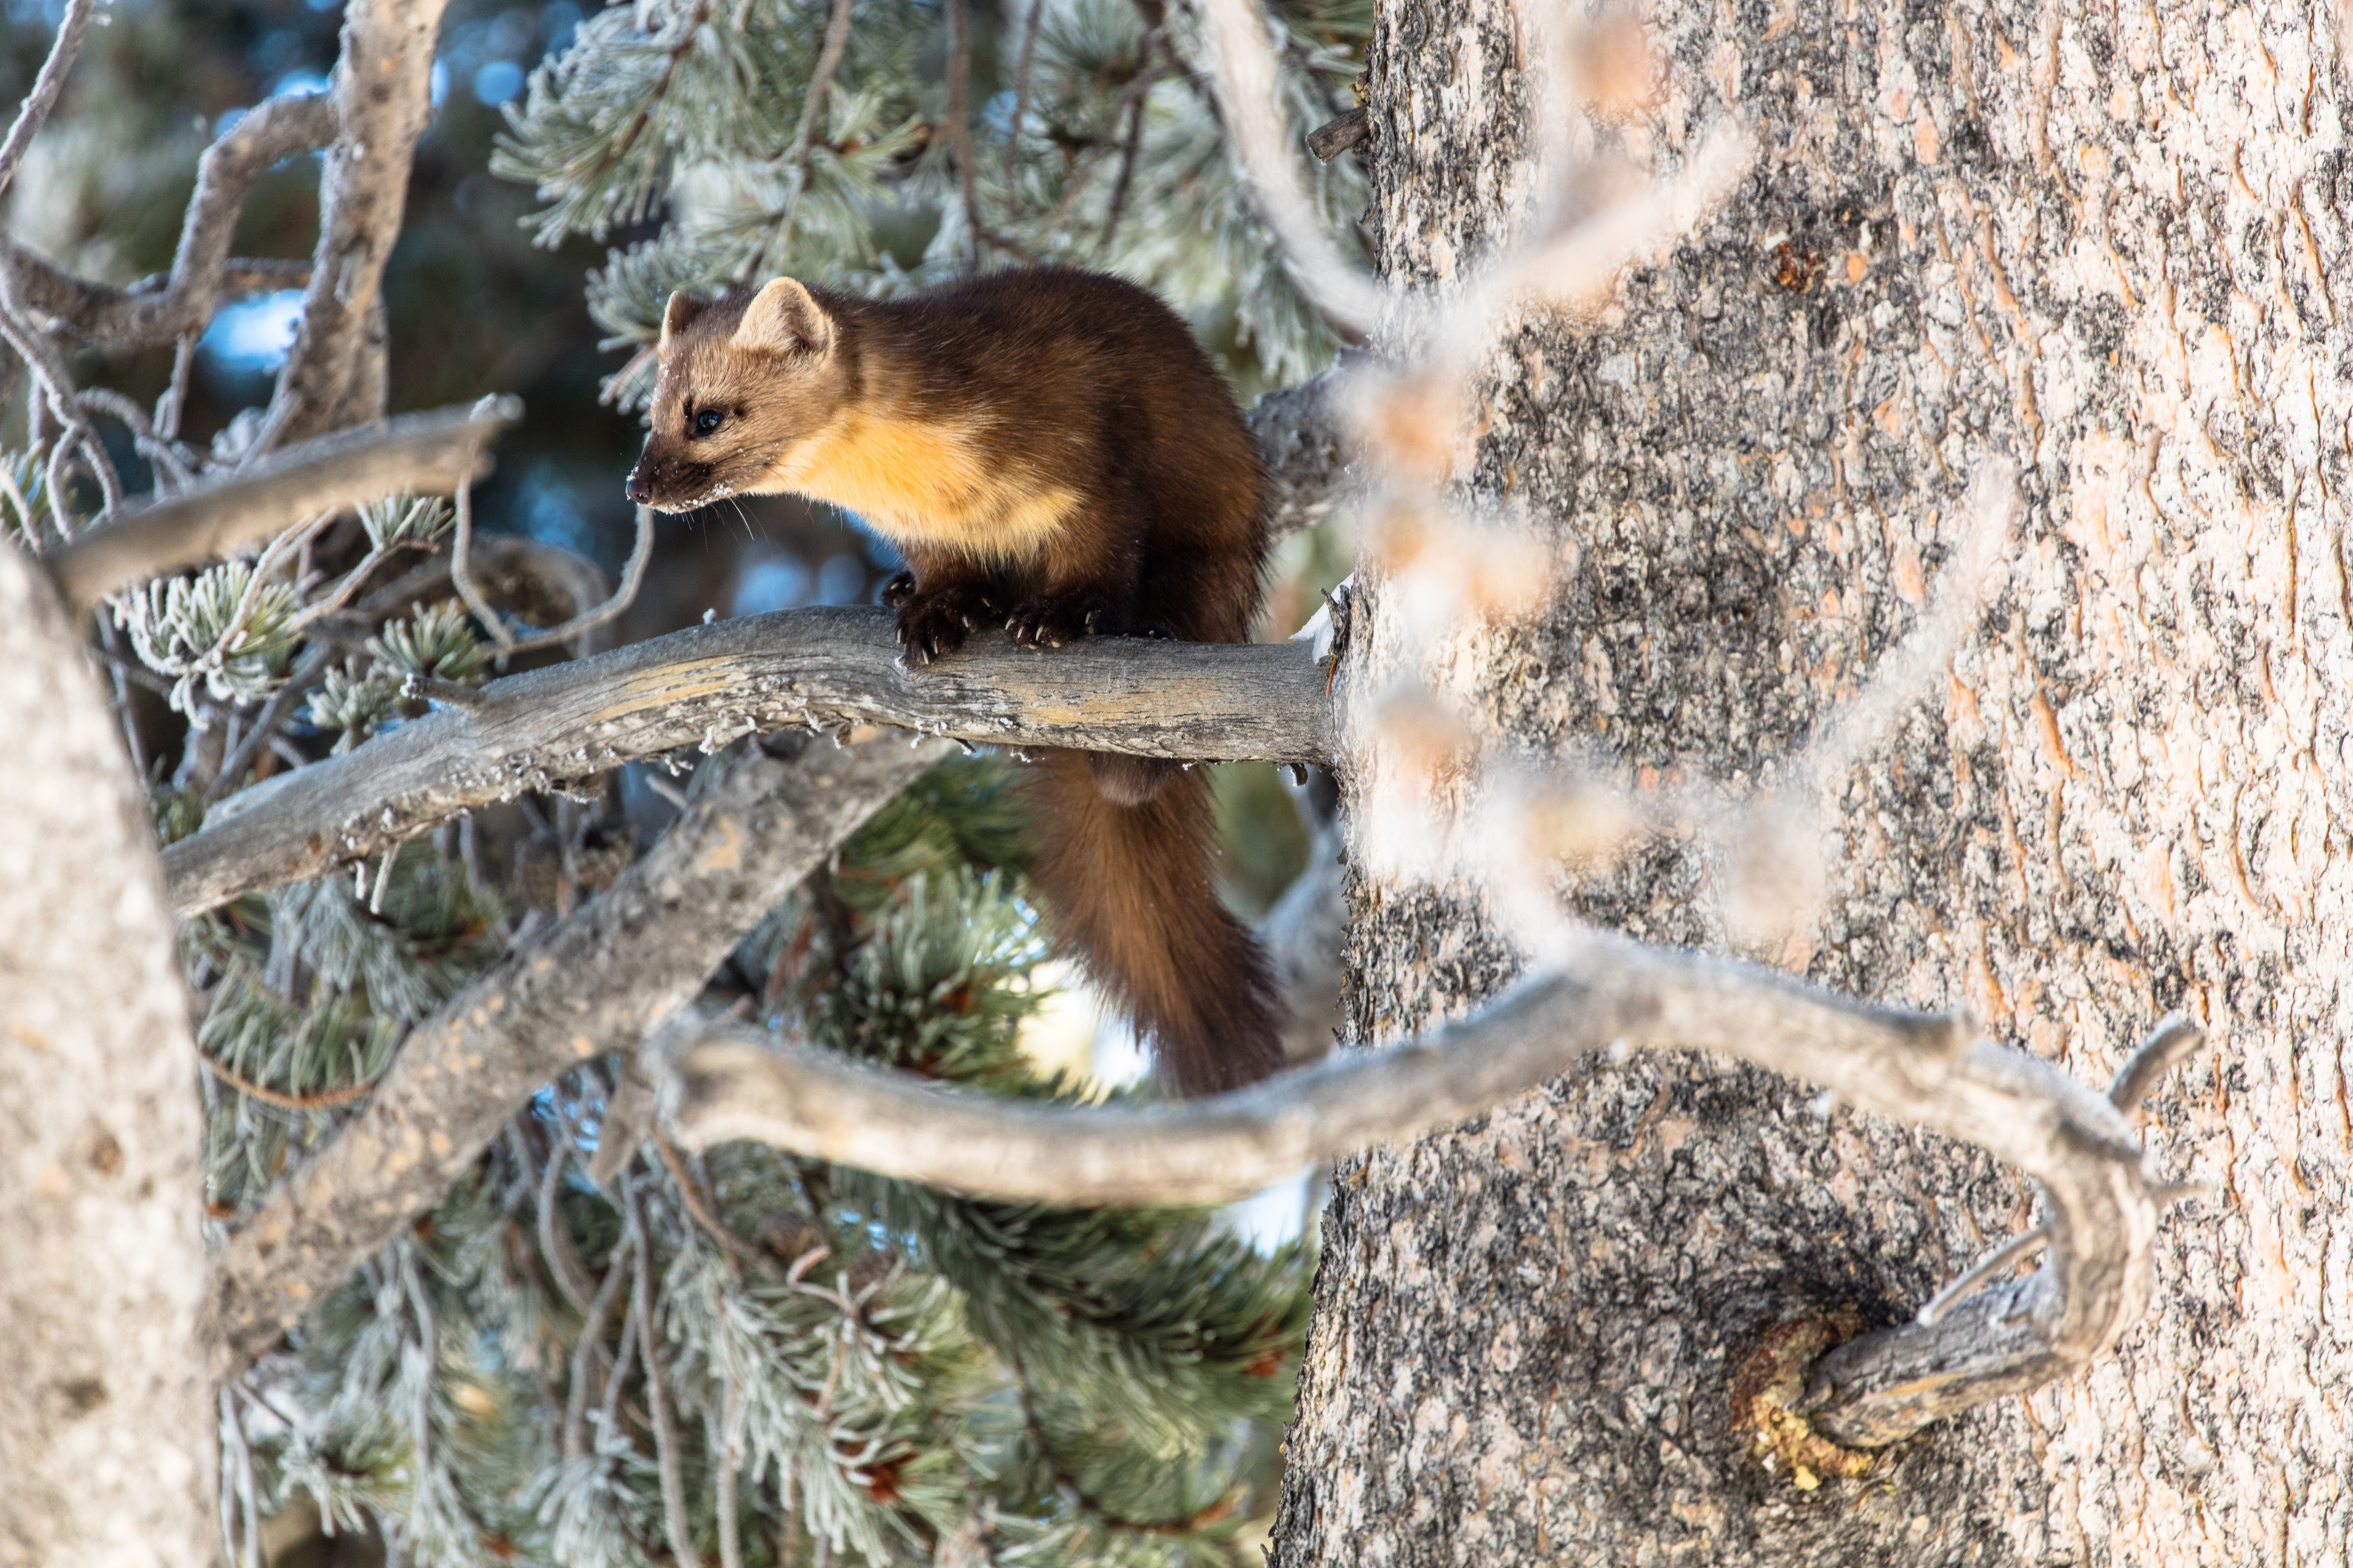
[1273,1,2349,1564]
[0,543,213,1567]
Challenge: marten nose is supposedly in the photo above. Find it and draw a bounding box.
[625,466,654,506]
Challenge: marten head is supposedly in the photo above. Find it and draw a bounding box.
[625,278,849,513]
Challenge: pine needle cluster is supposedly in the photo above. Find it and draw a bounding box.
[491,0,1371,403]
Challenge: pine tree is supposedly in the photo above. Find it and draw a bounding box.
[9,0,1363,1557]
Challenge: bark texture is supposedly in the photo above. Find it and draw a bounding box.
[0,544,213,1567]
[1274,1,2350,1564]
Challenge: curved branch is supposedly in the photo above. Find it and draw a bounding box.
[660,935,2201,1447]
[45,397,522,610]
[0,93,336,347]
[207,731,953,1379]
[161,607,1333,916]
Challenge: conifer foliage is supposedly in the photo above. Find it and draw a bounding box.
[493,0,1371,401]
[201,752,1312,1567]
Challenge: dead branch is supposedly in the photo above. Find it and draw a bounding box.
[661,934,2199,1449]
[45,397,522,610]
[266,0,454,446]
[0,541,214,1562]
[1246,363,1355,542]
[206,730,953,1379]
[0,93,336,347]
[161,607,1333,916]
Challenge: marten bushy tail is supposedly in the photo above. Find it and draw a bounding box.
[1024,749,1283,1097]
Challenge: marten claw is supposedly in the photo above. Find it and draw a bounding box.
[894,583,997,666]
[881,570,917,609]
[1006,595,1113,650]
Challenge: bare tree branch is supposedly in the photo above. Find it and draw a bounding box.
[206,730,954,1379]
[265,0,454,446]
[0,93,335,347]
[161,607,1333,916]
[0,541,214,1563]
[0,0,101,205]
[661,937,2199,1449]
[44,397,522,610]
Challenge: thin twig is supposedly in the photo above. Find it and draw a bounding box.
[195,1046,385,1111]
[402,1252,439,1482]
[628,1182,705,1568]
[655,1131,753,1263]
[564,1211,635,1462]
[945,0,984,267]
[770,0,855,259]
[1004,0,1045,193]
[1095,83,1152,259]
[537,1137,598,1317]
[0,0,101,205]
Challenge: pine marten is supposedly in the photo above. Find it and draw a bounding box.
[625,266,1283,1096]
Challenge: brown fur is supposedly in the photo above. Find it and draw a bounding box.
[628,266,1283,1095]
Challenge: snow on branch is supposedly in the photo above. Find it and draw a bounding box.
[44,397,522,610]
[206,730,954,1379]
[660,934,2202,1449]
[161,607,1333,916]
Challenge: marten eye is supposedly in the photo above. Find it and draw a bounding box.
[693,409,725,436]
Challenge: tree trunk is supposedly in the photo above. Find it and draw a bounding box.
[0,544,214,1567]
[1273,0,2351,1563]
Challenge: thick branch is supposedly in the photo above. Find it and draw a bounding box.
[161,607,1333,915]
[0,94,335,347]
[661,933,2196,1446]
[46,397,521,610]
[267,0,453,445]
[0,542,214,1561]
[206,731,951,1379]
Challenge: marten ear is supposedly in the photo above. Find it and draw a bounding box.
[657,291,702,356]
[732,277,833,356]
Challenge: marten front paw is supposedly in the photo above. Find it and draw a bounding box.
[895,584,997,666]
[880,570,917,609]
[1005,595,1115,650]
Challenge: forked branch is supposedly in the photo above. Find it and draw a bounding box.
[660,936,2202,1448]
[206,731,953,1378]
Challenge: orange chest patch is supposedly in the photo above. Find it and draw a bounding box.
[773,412,1078,563]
